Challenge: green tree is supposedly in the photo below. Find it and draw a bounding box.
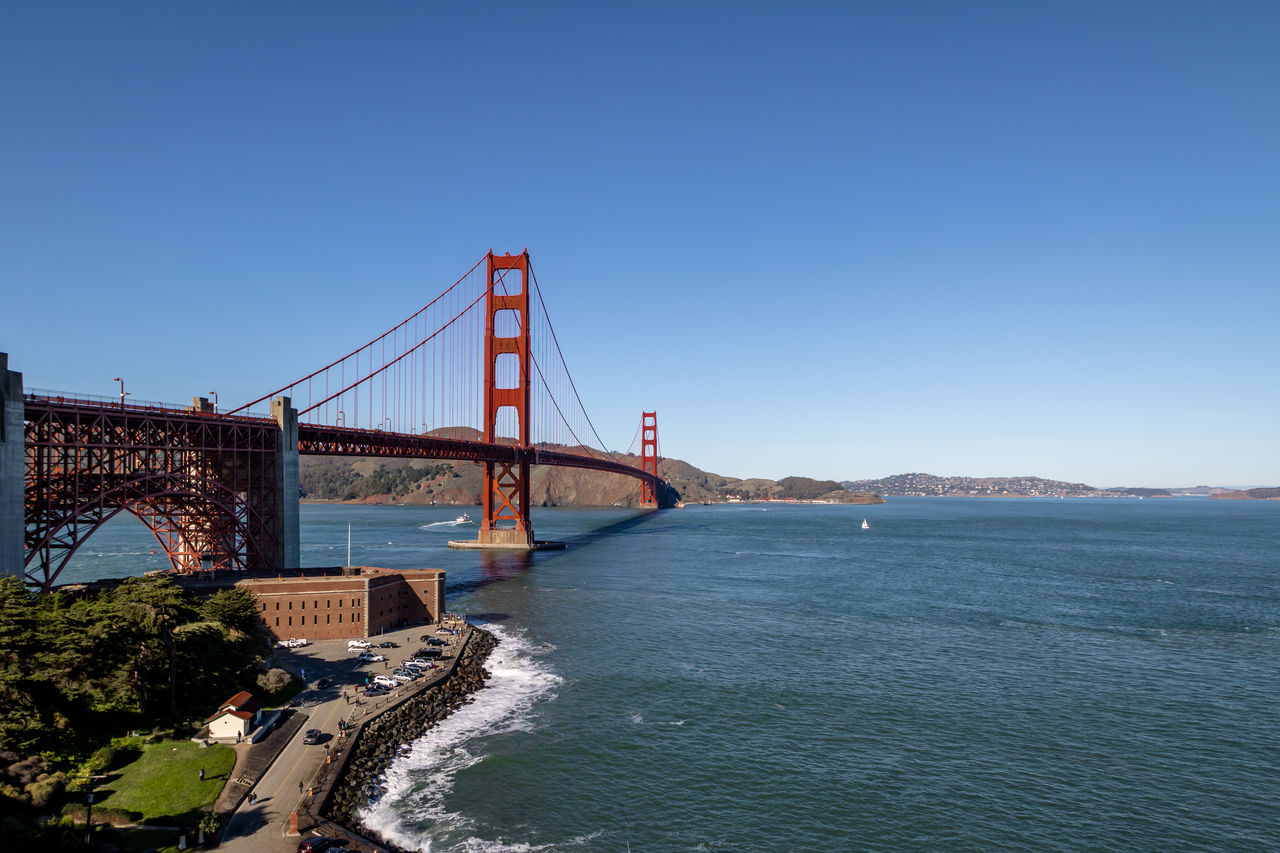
[0,576,45,751]
[115,577,196,721]
[201,587,260,635]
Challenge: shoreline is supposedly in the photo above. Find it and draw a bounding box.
[310,627,500,853]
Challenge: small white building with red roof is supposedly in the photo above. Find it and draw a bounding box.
[206,691,263,741]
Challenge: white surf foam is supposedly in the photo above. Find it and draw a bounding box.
[420,520,467,529]
[358,623,563,852]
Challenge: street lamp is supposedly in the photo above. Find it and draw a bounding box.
[209,391,218,413]
[112,377,125,408]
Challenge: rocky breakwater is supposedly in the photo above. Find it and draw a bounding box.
[323,627,499,834]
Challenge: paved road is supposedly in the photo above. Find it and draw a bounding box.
[218,627,464,853]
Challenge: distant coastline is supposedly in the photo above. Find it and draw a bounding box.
[1209,487,1280,501]
[841,473,1271,499]
[297,456,1271,507]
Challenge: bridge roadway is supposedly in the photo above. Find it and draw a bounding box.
[299,422,660,482]
[216,621,471,853]
[13,390,664,590]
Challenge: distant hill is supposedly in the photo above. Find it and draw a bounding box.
[841,473,1171,498]
[299,455,883,507]
[661,461,882,504]
[1210,487,1280,500]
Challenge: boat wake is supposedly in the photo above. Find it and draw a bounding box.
[422,514,473,527]
[357,623,562,853]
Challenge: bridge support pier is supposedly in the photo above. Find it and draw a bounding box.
[270,396,300,570]
[0,354,23,580]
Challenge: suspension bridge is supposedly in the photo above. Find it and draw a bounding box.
[1,251,669,591]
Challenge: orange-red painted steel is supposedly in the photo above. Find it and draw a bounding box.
[22,396,283,591]
[482,251,533,542]
[19,251,669,585]
[640,411,659,506]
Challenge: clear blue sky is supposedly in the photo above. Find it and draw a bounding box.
[2,2,1276,488]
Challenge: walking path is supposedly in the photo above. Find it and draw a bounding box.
[216,619,470,853]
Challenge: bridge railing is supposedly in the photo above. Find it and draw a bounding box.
[24,388,273,421]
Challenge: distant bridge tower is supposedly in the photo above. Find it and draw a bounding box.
[640,411,659,507]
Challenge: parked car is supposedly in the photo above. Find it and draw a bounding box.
[423,637,447,646]
[414,647,443,659]
[316,677,331,689]
[364,686,389,697]
[377,641,398,648]
[302,729,321,744]
[436,626,456,635]
[297,836,345,853]
[357,652,387,663]
[347,639,372,649]
[372,675,399,689]
[391,669,416,682]
[288,637,309,647]
[402,658,432,669]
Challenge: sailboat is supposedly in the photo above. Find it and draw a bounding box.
[861,518,870,530]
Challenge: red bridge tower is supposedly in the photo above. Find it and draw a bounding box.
[478,250,536,548]
[640,411,659,507]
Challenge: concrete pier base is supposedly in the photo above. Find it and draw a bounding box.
[447,539,566,551]
[0,354,23,580]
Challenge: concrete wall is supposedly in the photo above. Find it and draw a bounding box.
[0,354,24,580]
[271,397,300,570]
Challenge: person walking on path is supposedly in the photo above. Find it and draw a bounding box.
[199,767,205,781]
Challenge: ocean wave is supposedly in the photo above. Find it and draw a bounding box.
[358,623,562,852]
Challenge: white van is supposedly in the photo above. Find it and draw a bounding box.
[347,639,372,649]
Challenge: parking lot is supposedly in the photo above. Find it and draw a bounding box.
[218,618,467,853]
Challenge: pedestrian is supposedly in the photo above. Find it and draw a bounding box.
[199,767,205,781]
[249,792,256,806]
[298,780,303,794]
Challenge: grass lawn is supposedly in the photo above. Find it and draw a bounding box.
[94,739,236,825]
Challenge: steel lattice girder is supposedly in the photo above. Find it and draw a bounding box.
[23,400,282,590]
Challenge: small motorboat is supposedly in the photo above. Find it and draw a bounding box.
[455,513,472,524]
[861,519,870,530]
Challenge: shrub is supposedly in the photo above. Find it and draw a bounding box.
[26,772,66,808]
[256,668,292,694]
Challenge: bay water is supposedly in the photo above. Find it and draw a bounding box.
[64,498,1279,851]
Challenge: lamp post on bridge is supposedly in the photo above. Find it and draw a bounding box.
[209,390,218,413]
[112,377,127,409]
